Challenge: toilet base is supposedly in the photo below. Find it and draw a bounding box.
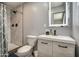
[15,50,33,57]
[15,52,32,57]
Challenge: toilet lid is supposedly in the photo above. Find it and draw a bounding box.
[17,45,32,53]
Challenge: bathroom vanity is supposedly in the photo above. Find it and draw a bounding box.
[37,35,75,57]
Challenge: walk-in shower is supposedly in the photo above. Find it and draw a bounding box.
[0,3,8,57]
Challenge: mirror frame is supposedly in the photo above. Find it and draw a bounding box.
[49,2,69,27]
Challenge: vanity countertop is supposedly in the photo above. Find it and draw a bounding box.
[38,35,75,45]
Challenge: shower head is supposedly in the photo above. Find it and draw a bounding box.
[12,10,17,14]
[12,10,23,15]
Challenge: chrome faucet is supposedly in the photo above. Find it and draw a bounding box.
[54,30,56,36]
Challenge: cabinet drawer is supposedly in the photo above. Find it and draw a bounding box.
[53,41,75,57]
[38,39,53,57]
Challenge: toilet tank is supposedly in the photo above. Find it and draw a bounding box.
[25,35,37,47]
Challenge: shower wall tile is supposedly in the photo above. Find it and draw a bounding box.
[11,5,23,46]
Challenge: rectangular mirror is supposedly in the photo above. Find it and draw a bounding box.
[49,2,69,27]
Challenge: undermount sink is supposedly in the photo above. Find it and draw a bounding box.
[38,35,75,44]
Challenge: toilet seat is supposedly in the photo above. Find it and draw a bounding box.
[18,45,32,53]
[16,45,32,57]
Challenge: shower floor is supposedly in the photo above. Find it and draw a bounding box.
[8,43,19,52]
[8,52,18,57]
[8,43,20,57]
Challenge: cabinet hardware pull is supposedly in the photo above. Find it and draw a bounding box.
[41,42,48,44]
[58,45,68,48]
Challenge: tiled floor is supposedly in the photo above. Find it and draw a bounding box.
[8,52,18,57]
[8,52,35,57]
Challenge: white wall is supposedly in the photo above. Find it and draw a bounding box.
[72,3,79,56]
[23,3,48,35]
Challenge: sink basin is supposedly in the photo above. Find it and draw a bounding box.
[38,35,75,45]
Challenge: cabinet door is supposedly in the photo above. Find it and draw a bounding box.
[38,39,53,57]
[53,41,75,57]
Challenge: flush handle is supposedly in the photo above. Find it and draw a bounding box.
[58,45,68,48]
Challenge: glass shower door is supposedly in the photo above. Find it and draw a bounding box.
[0,3,8,57]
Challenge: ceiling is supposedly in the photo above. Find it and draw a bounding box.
[4,2,24,9]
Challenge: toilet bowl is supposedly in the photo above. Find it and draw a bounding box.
[16,45,32,57]
[16,35,37,57]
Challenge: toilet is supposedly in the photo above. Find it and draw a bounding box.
[16,35,37,57]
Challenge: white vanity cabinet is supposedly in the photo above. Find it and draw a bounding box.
[52,41,75,57]
[37,35,75,57]
[38,39,53,57]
